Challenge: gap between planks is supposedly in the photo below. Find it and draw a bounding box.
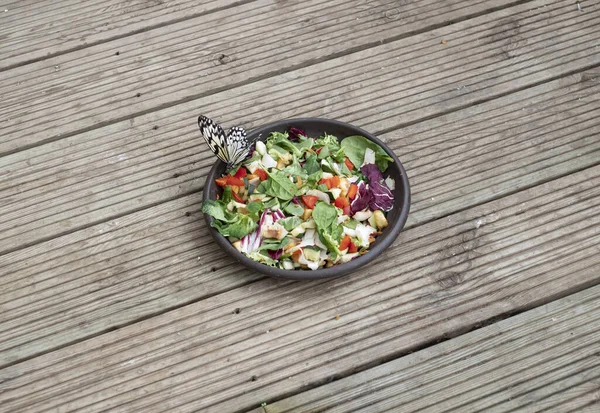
[0,0,257,72]
[0,165,599,411]
[1,0,599,255]
[245,284,600,413]
[0,0,545,155]
[0,71,599,366]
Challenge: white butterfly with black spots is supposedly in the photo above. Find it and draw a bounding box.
[198,115,252,168]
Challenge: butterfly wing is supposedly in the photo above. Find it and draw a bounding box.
[198,115,229,164]
[226,126,250,167]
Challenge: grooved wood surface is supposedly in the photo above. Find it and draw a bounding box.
[1,0,599,411]
[1,166,599,412]
[247,284,600,413]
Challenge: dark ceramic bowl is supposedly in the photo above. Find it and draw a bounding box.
[202,118,410,280]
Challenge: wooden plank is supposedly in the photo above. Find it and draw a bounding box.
[245,284,600,413]
[1,164,599,412]
[1,0,594,154]
[2,0,599,252]
[0,0,251,70]
[0,74,599,363]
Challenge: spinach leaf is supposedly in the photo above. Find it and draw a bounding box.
[330,146,346,163]
[284,202,304,217]
[210,214,257,239]
[320,158,336,174]
[278,216,302,231]
[255,179,270,194]
[307,170,323,188]
[282,159,308,180]
[246,201,264,221]
[257,236,291,252]
[247,201,264,213]
[313,202,337,231]
[295,136,314,153]
[304,154,321,175]
[317,145,330,159]
[266,170,297,201]
[221,186,233,204]
[341,135,394,172]
[263,197,280,210]
[201,200,236,222]
[267,132,302,157]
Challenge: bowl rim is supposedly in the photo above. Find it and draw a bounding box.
[202,117,411,280]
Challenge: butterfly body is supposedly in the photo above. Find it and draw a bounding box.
[198,115,251,169]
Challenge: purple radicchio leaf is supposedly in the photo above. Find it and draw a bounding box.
[361,164,394,211]
[350,181,371,214]
[240,208,273,253]
[288,127,307,142]
[267,249,283,260]
[266,209,287,259]
[246,143,255,159]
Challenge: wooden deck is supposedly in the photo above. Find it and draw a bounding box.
[0,0,599,412]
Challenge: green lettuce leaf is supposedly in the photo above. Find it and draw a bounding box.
[267,132,302,157]
[265,170,297,201]
[257,236,291,252]
[210,214,257,239]
[278,216,303,231]
[303,154,321,175]
[341,135,393,172]
[284,202,304,217]
[201,200,235,222]
[312,201,338,231]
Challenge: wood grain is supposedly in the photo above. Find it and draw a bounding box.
[2,0,599,252]
[1,0,593,154]
[0,71,600,361]
[0,0,252,70]
[1,165,599,412]
[246,284,600,413]
[1,74,598,364]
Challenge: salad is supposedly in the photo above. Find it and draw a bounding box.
[201,127,396,270]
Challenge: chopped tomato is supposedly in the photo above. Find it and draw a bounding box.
[348,183,358,200]
[315,147,323,154]
[292,249,303,263]
[226,176,245,187]
[344,157,354,170]
[255,168,268,181]
[234,167,247,179]
[215,177,228,187]
[348,241,358,253]
[302,195,319,209]
[330,175,340,188]
[232,190,244,203]
[319,178,333,189]
[334,196,349,209]
[339,235,352,251]
[343,205,351,216]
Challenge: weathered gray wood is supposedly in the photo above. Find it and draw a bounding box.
[0,0,250,70]
[1,0,596,154]
[245,285,600,413]
[0,77,600,360]
[1,74,598,364]
[2,3,599,252]
[1,165,599,412]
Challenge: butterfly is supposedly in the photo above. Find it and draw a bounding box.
[198,115,252,168]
